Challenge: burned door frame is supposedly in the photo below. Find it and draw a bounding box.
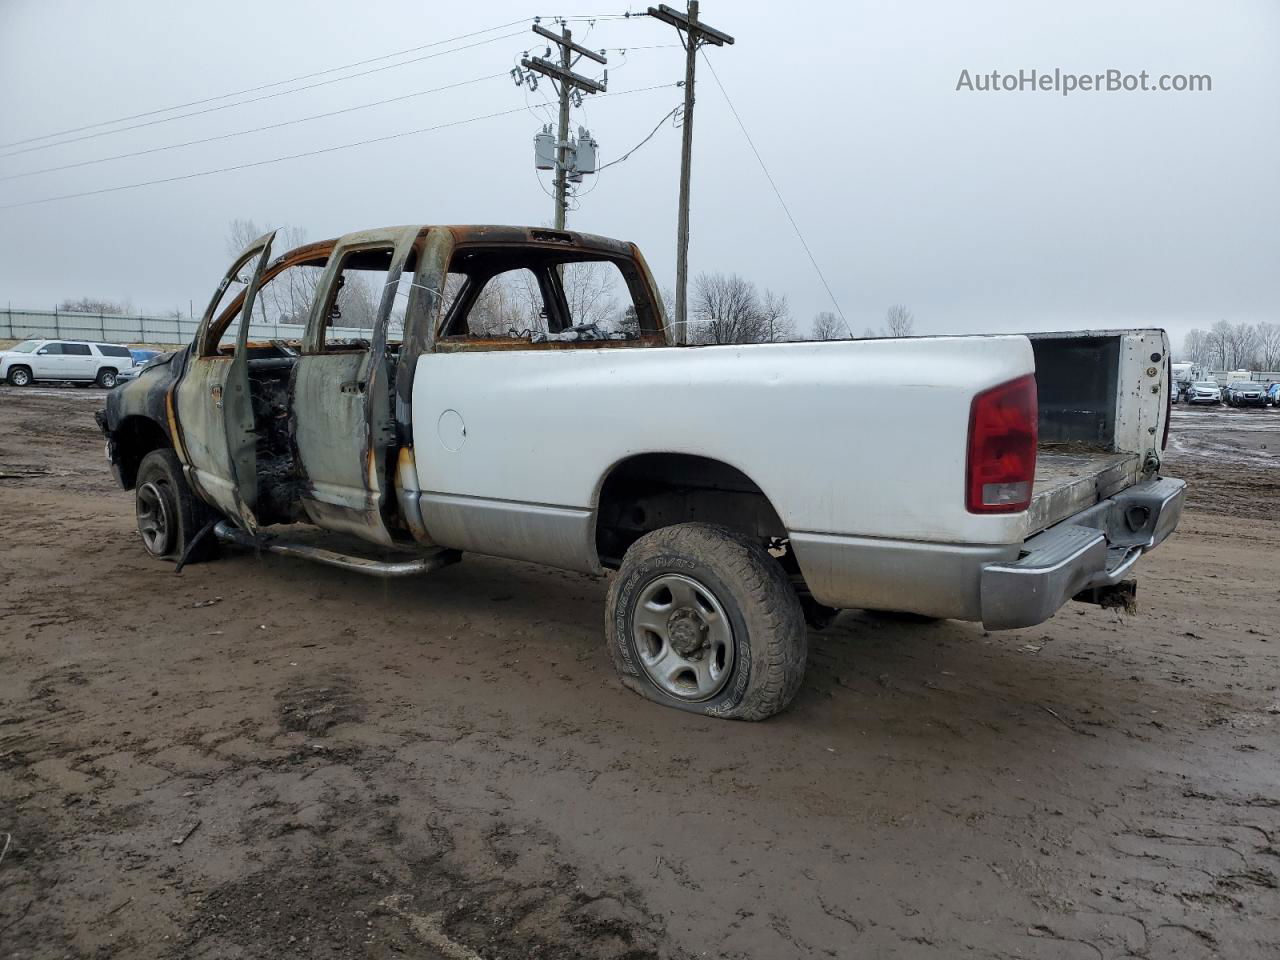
[290,226,424,546]
[173,230,277,532]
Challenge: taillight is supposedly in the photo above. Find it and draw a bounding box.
[966,374,1038,513]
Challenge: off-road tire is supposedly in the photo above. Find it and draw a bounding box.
[135,448,220,563]
[7,365,32,387]
[96,367,118,389]
[606,522,807,721]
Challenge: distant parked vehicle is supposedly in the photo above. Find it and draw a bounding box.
[1224,380,1267,408]
[117,349,168,383]
[1266,383,1280,407]
[1187,381,1222,405]
[0,338,135,388]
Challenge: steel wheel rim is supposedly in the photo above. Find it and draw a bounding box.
[136,481,172,555]
[632,573,735,701]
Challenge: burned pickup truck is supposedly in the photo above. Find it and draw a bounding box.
[99,224,1185,720]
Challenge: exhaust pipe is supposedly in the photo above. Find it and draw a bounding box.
[213,521,460,578]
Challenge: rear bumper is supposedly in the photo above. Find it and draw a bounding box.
[979,476,1185,629]
[790,476,1185,629]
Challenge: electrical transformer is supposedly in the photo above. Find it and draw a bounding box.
[575,127,598,174]
[533,125,556,170]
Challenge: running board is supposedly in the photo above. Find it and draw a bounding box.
[213,521,461,578]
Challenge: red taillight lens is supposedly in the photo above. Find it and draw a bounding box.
[966,374,1038,513]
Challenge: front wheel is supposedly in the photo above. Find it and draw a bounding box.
[135,448,220,563]
[605,523,807,721]
[7,365,32,387]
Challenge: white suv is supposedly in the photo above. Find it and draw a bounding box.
[0,338,136,388]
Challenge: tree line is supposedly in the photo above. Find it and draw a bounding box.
[684,271,913,344]
[1183,321,1280,372]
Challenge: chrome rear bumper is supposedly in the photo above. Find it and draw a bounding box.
[980,476,1185,629]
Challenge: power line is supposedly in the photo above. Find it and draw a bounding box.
[1,83,680,210]
[0,30,527,160]
[0,73,507,183]
[0,19,531,150]
[700,52,852,336]
[596,104,680,171]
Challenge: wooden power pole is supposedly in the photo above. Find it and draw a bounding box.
[648,3,733,343]
[523,24,606,230]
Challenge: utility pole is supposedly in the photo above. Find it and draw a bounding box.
[522,24,607,230]
[648,3,733,343]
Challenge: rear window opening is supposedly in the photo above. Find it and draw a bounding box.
[437,246,663,349]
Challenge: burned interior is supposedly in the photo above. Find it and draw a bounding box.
[106,225,671,550]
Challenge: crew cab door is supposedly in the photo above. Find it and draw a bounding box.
[174,231,276,532]
[290,226,420,546]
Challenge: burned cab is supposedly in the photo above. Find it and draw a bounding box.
[101,225,665,557]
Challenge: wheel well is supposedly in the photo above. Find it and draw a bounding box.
[594,453,787,568]
[112,416,170,489]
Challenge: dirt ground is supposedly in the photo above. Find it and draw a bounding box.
[1,386,1277,960]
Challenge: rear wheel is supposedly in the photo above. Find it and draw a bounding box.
[606,522,807,721]
[96,367,118,388]
[135,448,219,563]
[7,365,31,387]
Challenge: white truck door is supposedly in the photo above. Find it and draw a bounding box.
[289,226,421,545]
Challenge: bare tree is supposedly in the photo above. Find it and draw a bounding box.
[58,297,132,315]
[561,261,622,329]
[1207,320,1232,369]
[1182,328,1212,368]
[1228,322,1260,369]
[1256,321,1280,371]
[689,272,769,344]
[884,304,915,337]
[811,311,846,340]
[759,290,795,342]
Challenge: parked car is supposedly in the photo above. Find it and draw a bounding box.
[1267,383,1280,407]
[1187,381,1222,405]
[1,338,135,388]
[97,225,1184,721]
[1224,380,1267,407]
[117,349,167,383]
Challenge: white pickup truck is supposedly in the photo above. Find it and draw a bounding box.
[98,225,1184,720]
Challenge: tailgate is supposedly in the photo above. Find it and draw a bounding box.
[1026,330,1171,534]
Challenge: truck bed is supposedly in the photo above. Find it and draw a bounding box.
[1028,448,1141,534]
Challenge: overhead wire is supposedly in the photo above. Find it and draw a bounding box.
[596,103,680,172]
[0,30,527,160]
[699,52,852,336]
[0,73,508,183]
[1,82,682,210]
[0,19,532,150]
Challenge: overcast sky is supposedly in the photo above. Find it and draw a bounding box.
[1,0,1276,343]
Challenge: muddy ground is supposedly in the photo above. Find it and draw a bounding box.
[1,386,1277,960]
